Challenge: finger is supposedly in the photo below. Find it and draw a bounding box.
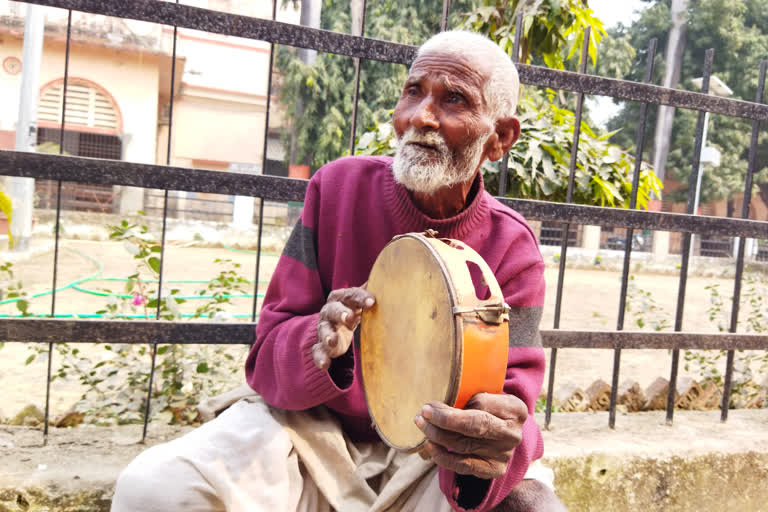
[317,320,337,348]
[465,393,529,425]
[421,402,519,445]
[415,415,515,458]
[327,287,376,311]
[320,302,357,329]
[311,343,330,370]
[422,441,506,480]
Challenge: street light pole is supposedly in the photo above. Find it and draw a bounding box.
[689,75,732,263]
[10,4,45,251]
[688,110,709,263]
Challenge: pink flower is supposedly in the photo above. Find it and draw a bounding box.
[132,295,146,306]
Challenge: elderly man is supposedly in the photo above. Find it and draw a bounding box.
[113,30,565,512]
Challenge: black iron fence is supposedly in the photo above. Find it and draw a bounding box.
[0,0,767,444]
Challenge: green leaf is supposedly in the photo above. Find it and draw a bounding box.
[16,299,29,314]
[148,257,162,274]
[541,155,557,182]
[196,362,210,374]
[25,354,36,365]
[150,246,162,253]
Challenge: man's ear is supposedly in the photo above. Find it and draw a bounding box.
[486,117,521,162]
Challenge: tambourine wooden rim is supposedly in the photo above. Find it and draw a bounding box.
[361,231,509,452]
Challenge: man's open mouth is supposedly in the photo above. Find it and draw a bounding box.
[408,142,438,151]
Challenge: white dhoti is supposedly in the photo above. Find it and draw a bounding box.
[112,386,553,512]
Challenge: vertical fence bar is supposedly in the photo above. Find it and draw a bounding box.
[721,59,767,421]
[666,48,714,424]
[347,0,368,155]
[253,0,279,323]
[609,38,657,429]
[43,8,72,443]
[142,10,179,442]
[498,14,523,198]
[545,27,590,429]
[441,0,451,31]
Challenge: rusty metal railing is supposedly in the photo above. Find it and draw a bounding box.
[0,0,766,443]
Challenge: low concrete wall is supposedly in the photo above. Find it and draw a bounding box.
[549,452,768,512]
[540,410,768,511]
[1,410,767,511]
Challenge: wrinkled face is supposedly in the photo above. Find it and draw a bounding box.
[391,51,495,194]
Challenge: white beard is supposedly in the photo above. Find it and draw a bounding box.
[391,128,489,195]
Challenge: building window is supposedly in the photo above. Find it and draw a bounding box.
[38,79,121,133]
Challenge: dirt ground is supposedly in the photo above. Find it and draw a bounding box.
[0,239,765,420]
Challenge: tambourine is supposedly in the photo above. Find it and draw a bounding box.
[360,231,509,452]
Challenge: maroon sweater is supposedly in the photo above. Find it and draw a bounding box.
[246,156,546,511]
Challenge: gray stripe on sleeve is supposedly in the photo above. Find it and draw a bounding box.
[508,306,543,348]
[282,219,318,270]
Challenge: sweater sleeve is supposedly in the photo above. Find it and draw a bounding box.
[244,176,351,410]
[439,226,547,511]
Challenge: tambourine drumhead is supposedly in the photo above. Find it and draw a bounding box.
[361,236,460,451]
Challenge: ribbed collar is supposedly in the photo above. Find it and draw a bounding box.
[382,158,490,240]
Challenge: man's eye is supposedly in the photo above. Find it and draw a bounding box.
[406,86,419,96]
[447,92,465,104]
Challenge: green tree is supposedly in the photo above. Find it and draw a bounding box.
[277,0,463,170]
[606,0,768,205]
[460,0,606,70]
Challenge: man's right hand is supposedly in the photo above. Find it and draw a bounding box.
[313,287,375,370]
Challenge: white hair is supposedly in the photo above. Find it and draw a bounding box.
[415,30,520,120]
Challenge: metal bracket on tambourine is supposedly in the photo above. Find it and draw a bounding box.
[452,302,510,325]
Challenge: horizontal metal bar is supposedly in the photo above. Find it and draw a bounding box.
[517,66,768,121]
[19,0,416,64]
[1,319,766,351]
[0,150,306,202]
[3,151,767,238]
[542,329,768,350]
[15,0,768,121]
[0,318,254,345]
[502,198,768,239]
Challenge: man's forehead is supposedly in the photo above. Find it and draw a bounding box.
[407,51,489,89]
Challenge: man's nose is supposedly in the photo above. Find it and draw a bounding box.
[411,98,439,131]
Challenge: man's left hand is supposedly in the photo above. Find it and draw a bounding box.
[414,393,528,480]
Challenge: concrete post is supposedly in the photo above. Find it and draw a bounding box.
[653,231,670,261]
[10,4,45,251]
[117,133,146,214]
[229,162,259,228]
[734,238,757,260]
[582,225,602,252]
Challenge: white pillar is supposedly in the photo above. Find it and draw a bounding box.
[734,238,757,260]
[582,225,602,252]
[229,162,259,228]
[232,195,254,228]
[10,4,45,251]
[118,133,146,214]
[653,231,670,261]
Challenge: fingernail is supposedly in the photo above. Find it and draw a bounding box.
[365,298,375,307]
[414,415,425,429]
[341,312,349,323]
[421,405,433,418]
[325,335,332,345]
